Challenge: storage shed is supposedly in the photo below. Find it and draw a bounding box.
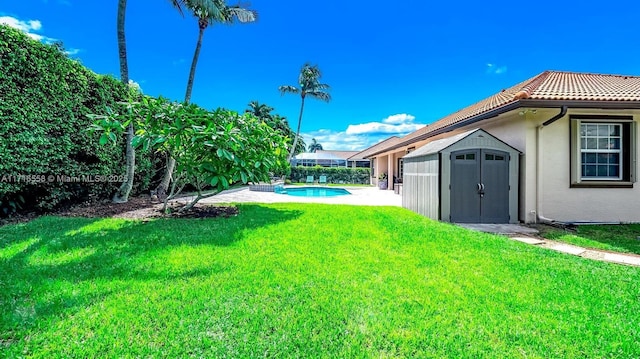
[402,129,520,223]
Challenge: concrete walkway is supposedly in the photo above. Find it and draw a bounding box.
[457,223,640,267]
[181,186,403,207]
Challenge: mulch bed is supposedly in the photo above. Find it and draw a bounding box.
[1,195,238,226]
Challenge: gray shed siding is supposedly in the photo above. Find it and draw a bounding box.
[402,153,439,219]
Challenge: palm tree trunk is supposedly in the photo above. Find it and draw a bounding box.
[117,0,128,83]
[288,96,306,162]
[184,25,205,103]
[156,24,205,194]
[112,0,135,203]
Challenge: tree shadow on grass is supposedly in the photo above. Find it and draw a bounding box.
[0,204,302,339]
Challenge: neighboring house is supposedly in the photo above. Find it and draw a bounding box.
[291,150,370,168]
[360,70,640,224]
[317,150,370,168]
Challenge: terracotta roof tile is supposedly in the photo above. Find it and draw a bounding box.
[379,71,640,154]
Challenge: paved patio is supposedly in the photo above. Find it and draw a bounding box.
[180,186,403,207]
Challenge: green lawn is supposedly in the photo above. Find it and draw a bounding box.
[539,224,640,255]
[1,204,639,358]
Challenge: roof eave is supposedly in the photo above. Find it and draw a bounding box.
[365,99,640,158]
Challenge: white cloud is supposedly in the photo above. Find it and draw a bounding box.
[382,113,415,125]
[0,16,57,43]
[345,113,424,136]
[486,63,508,75]
[65,48,81,56]
[301,113,426,151]
[300,130,376,151]
[128,79,143,94]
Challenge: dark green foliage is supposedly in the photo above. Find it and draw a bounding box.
[290,166,370,184]
[0,25,156,215]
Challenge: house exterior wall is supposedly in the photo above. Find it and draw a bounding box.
[530,109,640,223]
[462,108,640,223]
[371,155,389,186]
[477,111,529,221]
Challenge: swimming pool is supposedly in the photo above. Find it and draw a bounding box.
[277,186,351,197]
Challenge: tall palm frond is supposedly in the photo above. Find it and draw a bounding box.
[278,85,300,95]
[279,62,331,162]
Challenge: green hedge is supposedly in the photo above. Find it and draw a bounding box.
[0,25,157,215]
[290,166,371,184]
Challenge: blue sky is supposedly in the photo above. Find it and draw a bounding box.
[3,1,640,150]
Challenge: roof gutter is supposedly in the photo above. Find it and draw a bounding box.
[367,99,640,158]
[541,105,568,126]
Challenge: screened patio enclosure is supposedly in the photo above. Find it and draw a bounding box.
[291,152,348,167]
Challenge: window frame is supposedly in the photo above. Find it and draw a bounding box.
[570,115,636,188]
[579,122,623,181]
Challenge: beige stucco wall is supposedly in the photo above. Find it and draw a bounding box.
[531,109,640,223]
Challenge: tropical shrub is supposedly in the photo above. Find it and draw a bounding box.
[0,25,157,215]
[92,97,289,211]
[290,166,371,184]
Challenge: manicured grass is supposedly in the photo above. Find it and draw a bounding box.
[1,204,639,358]
[540,224,640,255]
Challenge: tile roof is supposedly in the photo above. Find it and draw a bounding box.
[374,70,640,155]
[349,136,401,160]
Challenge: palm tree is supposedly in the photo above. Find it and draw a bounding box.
[113,0,191,203]
[246,100,274,121]
[113,0,134,203]
[279,63,331,162]
[244,101,305,155]
[308,138,323,153]
[183,0,257,103]
[155,0,257,195]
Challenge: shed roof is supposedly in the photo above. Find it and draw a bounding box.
[403,130,477,158]
[403,129,521,159]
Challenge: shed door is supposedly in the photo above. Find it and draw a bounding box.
[450,149,509,223]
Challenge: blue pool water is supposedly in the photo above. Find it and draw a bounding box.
[277,186,350,197]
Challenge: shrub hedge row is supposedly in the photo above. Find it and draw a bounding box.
[0,25,157,215]
[290,166,371,184]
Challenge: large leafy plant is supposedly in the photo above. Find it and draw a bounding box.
[91,97,289,212]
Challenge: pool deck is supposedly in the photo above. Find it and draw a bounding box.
[177,186,402,207]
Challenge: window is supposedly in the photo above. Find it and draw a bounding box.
[570,116,636,187]
[397,158,404,181]
[580,123,621,180]
[485,154,505,161]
